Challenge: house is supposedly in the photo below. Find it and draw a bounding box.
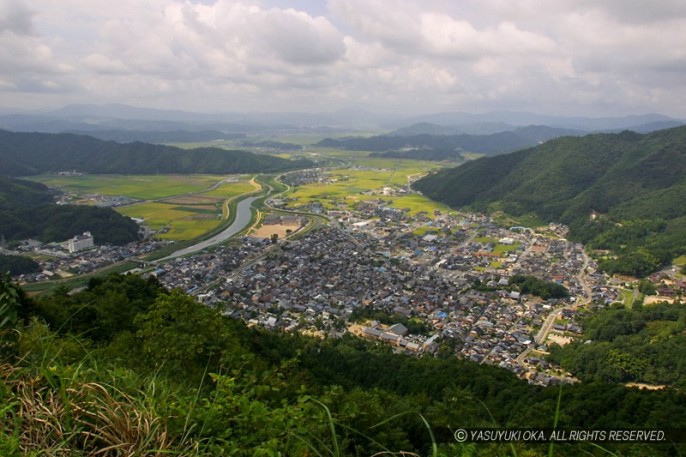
[388,323,409,336]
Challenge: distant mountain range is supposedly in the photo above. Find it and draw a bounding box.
[413,126,686,276]
[0,104,682,134]
[394,111,685,133]
[0,129,312,176]
[65,129,246,144]
[316,125,585,158]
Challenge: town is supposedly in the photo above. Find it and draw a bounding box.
[8,168,683,387]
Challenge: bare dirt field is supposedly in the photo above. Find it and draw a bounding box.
[644,295,677,305]
[251,223,300,239]
[547,334,573,346]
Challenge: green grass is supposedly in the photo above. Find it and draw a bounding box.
[493,243,521,256]
[619,289,636,308]
[378,194,451,217]
[412,227,440,236]
[674,255,686,266]
[491,211,547,229]
[202,179,256,198]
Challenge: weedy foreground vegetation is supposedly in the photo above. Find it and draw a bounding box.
[2,273,686,456]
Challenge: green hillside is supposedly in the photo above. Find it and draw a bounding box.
[0,176,139,244]
[2,273,686,456]
[413,126,686,276]
[0,129,312,176]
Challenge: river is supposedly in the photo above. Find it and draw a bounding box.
[157,195,260,261]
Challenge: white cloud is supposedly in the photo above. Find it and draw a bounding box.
[0,0,684,116]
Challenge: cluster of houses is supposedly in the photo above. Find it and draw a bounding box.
[56,191,138,207]
[13,238,169,283]
[150,237,271,295]
[10,167,644,386]
[159,210,603,384]
[357,322,440,354]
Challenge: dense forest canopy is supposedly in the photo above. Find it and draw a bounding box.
[0,129,312,176]
[0,254,40,275]
[413,126,686,276]
[548,303,686,387]
[0,175,139,244]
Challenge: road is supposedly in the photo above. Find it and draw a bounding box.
[534,248,593,345]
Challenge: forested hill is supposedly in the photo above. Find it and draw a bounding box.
[413,126,686,276]
[0,129,312,176]
[316,125,582,156]
[0,176,139,244]
[3,273,686,456]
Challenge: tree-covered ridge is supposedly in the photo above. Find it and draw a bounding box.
[0,254,39,276]
[0,129,312,176]
[413,126,686,276]
[2,273,686,455]
[548,303,686,387]
[0,176,53,210]
[369,148,465,162]
[0,176,139,244]
[316,126,581,156]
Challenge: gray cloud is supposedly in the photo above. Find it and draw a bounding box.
[0,0,33,35]
[0,0,683,117]
[254,9,346,65]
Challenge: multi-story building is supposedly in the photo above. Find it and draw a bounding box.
[67,231,94,253]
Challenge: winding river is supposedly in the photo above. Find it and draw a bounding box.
[158,195,261,261]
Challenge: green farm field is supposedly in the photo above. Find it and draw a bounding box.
[30,174,257,241]
[285,155,453,218]
[117,202,220,240]
[29,174,232,200]
[202,179,257,199]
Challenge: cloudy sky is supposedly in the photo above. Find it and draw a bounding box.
[1,0,685,117]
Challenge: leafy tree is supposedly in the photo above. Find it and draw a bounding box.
[509,275,569,299]
[0,254,39,275]
[134,291,240,378]
[638,278,657,295]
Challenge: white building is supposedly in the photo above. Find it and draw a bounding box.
[67,231,94,253]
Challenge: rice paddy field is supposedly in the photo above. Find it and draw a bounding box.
[285,155,451,217]
[28,147,458,239]
[29,174,257,241]
[30,174,230,200]
[117,202,221,240]
[202,179,258,198]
